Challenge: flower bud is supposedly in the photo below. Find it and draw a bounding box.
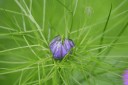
[49,36,74,59]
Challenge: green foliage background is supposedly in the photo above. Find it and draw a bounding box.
[0,0,128,85]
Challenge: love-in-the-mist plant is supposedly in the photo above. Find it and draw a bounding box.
[0,0,128,85]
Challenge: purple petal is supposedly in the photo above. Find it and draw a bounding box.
[123,70,128,85]
[50,36,61,53]
[61,45,67,57]
[50,36,61,47]
[50,41,59,53]
[64,39,75,51]
[53,41,67,59]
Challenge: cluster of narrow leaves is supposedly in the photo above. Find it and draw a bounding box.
[0,0,128,85]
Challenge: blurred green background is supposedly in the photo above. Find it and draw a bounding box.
[0,0,128,85]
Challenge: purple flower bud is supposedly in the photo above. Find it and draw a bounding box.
[123,70,128,85]
[49,36,75,59]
